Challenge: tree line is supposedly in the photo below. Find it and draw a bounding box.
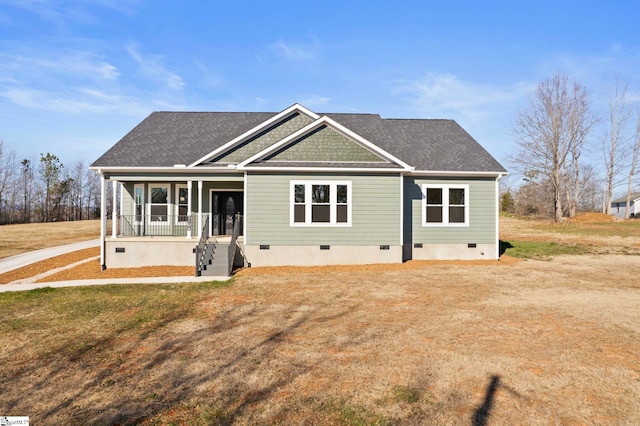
[0,142,101,225]
[505,73,640,221]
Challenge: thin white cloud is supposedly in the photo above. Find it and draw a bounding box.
[395,72,532,123]
[299,95,331,108]
[0,51,120,81]
[0,0,140,26]
[127,45,185,90]
[0,86,150,115]
[268,37,320,62]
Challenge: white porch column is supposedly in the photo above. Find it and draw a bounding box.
[111,179,118,238]
[198,180,203,239]
[187,180,193,239]
[100,173,106,268]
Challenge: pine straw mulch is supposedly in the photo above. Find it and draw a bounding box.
[0,247,520,285]
[0,247,193,284]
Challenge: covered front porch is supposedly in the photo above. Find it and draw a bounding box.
[98,171,246,272]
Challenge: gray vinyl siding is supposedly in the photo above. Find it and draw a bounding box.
[247,172,401,245]
[122,183,134,215]
[404,176,496,245]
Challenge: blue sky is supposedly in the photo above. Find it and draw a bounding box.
[1,0,639,170]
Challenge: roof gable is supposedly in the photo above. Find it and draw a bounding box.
[238,115,411,170]
[204,112,314,164]
[190,103,318,167]
[263,125,386,163]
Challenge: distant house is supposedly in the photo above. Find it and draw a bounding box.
[90,103,507,276]
[611,192,640,219]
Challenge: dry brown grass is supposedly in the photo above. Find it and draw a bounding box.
[0,220,100,258]
[0,216,639,424]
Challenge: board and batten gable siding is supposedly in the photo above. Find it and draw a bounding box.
[404,176,497,245]
[246,172,402,246]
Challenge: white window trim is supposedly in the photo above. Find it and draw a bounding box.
[134,184,144,225]
[175,184,189,224]
[290,180,352,227]
[422,184,469,226]
[148,184,171,223]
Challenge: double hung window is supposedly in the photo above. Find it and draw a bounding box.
[291,181,351,226]
[134,184,144,224]
[176,185,189,224]
[149,184,170,222]
[422,184,468,226]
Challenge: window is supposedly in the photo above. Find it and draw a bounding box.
[291,181,351,226]
[422,184,468,226]
[134,184,144,224]
[176,185,189,223]
[149,184,170,222]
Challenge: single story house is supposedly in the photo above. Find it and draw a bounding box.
[611,192,640,219]
[90,103,507,276]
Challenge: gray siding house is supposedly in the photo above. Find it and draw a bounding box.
[611,192,640,219]
[90,104,507,275]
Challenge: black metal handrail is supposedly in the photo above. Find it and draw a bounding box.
[195,216,210,277]
[228,213,242,275]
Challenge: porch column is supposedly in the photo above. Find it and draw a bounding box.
[100,173,106,268]
[111,179,118,238]
[187,180,193,239]
[198,180,203,239]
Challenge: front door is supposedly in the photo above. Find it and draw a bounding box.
[212,191,243,236]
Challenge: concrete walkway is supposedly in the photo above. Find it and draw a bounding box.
[0,239,101,274]
[0,239,229,293]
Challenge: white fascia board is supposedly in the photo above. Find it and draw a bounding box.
[408,170,509,178]
[89,166,241,174]
[187,103,320,167]
[238,166,404,173]
[237,115,413,171]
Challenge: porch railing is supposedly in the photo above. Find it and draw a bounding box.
[116,215,207,237]
[195,216,210,277]
[228,214,242,275]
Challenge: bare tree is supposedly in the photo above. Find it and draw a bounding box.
[0,141,18,224]
[602,78,633,215]
[20,158,35,223]
[513,74,595,222]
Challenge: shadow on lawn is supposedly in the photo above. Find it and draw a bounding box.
[472,374,527,426]
[472,375,500,426]
[499,240,513,257]
[2,292,360,425]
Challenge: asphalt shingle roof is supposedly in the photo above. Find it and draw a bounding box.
[611,192,640,204]
[91,110,507,173]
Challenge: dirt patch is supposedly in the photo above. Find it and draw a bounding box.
[568,212,616,222]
